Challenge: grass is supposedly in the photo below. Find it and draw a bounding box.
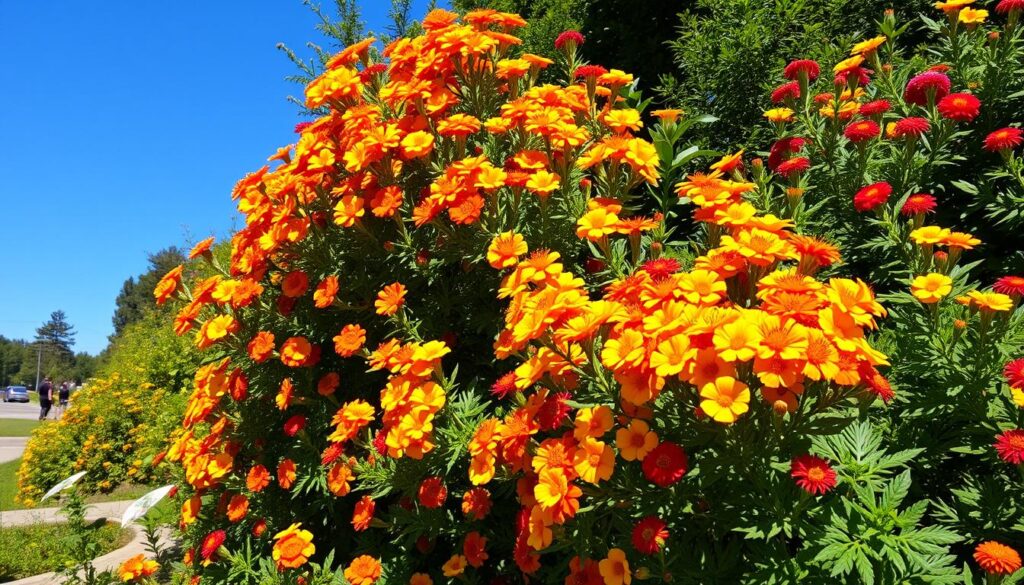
[0,418,40,436]
[0,520,131,581]
[0,458,20,511]
[1,456,158,511]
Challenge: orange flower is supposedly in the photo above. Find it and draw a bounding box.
[615,419,658,461]
[974,541,1021,575]
[281,271,309,298]
[442,554,468,577]
[487,231,528,269]
[280,337,314,367]
[277,459,297,490]
[327,463,353,496]
[375,282,407,316]
[247,332,275,363]
[352,495,375,531]
[246,465,271,492]
[117,554,159,582]
[226,494,249,522]
[572,437,615,484]
[344,555,382,585]
[333,324,367,357]
[313,276,339,308]
[154,265,184,304]
[599,548,631,585]
[318,372,341,396]
[271,523,315,570]
[189,236,215,259]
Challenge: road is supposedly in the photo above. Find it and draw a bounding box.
[0,400,42,421]
[0,400,70,422]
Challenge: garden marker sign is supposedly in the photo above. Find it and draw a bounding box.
[121,484,175,527]
[40,471,87,502]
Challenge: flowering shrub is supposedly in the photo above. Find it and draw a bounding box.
[16,310,195,505]
[155,6,1023,585]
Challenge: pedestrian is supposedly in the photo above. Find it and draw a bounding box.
[57,381,70,417]
[38,377,54,420]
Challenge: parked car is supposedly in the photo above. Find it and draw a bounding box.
[2,386,30,403]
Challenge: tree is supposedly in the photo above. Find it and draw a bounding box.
[111,246,186,337]
[35,310,76,358]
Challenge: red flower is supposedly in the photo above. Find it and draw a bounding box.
[641,258,681,281]
[200,530,226,560]
[784,59,820,82]
[771,81,801,104]
[358,63,387,83]
[1004,358,1024,388]
[642,441,688,487]
[893,117,931,138]
[776,156,811,178]
[767,137,807,170]
[974,541,1022,575]
[937,93,981,122]
[983,127,1024,152]
[790,455,837,495]
[844,119,880,143]
[372,430,387,455]
[900,193,937,216]
[997,0,1024,13]
[554,30,584,50]
[858,363,895,403]
[490,372,518,399]
[631,516,669,555]
[995,429,1024,464]
[859,99,891,116]
[321,442,344,465]
[418,476,448,509]
[904,71,951,106]
[536,391,572,430]
[994,277,1024,298]
[294,122,312,134]
[283,414,306,437]
[574,65,608,79]
[835,66,871,88]
[853,182,892,212]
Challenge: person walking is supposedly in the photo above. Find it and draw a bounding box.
[38,377,53,420]
[57,381,70,418]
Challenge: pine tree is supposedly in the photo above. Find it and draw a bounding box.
[35,310,76,358]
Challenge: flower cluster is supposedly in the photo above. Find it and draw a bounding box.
[150,5,1024,585]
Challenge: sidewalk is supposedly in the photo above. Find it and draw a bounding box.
[1,500,177,585]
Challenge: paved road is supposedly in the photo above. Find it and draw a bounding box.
[0,401,42,421]
[0,437,28,464]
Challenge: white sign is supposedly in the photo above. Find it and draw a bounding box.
[40,471,87,502]
[121,485,175,527]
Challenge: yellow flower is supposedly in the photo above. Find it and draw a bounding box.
[958,7,987,23]
[763,107,795,123]
[850,36,887,56]
[576,207,620,241]
[1010,387,1024,408]
[272,523,315,570]
[699,376,751,424]
[911,273,953,304]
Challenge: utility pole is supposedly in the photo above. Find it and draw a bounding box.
[34,343,42,391]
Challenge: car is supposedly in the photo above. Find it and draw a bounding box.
[2,386,30,403]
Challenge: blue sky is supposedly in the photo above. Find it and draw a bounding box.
[0,0,440,355]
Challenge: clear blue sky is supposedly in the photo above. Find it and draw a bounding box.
[0,0,440,355]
